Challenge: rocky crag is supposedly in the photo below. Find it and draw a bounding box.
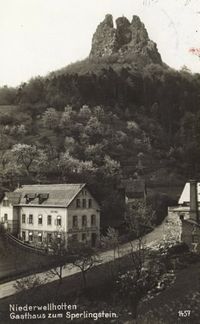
[89,14,162,65]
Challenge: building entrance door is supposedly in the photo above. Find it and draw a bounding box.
[22,231,26,241]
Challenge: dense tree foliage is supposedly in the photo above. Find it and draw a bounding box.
[0,61,199,224]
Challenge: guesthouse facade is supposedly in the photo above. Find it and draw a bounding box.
[0,184,100,247]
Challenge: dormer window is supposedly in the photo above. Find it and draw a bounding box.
[25,193,36,204]
[38,193,49,204]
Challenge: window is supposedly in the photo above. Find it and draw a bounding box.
[72,215,78,228]
[47,215,52,226]
[82,233,86,241]
[38,193,49,204]
[29,232,33,242]
[38,233,42,242]
[22,231,26,241]
[76,199,80,208]
[4,214,8,222]
[57,216,62,226]
[38,195,43,204]
[25,193,36,204]
[22,214,26,224]
[91,214,96,226]
[47,233,52,243]
[72,234,78,241]
[82,215,87,227]
[3,199,9,207]
[28,214,33,224]
[88,199,92,208]
[38,215,43,225]
[82,199,86,208]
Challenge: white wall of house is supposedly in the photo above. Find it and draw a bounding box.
[0,204,13,223]
[19,206,68,241]
[0,199,19,234]
[0,186,100,247]
[67,188,100,244]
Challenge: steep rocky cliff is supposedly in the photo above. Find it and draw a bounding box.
[89,14,162,65]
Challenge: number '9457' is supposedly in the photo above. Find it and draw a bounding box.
[178,310,191,317]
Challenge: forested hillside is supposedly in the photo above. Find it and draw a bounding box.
[0,15,199,226]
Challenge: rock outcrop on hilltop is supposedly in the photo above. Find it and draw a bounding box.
[89,14,162,65]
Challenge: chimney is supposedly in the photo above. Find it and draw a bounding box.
[190,180,199,222]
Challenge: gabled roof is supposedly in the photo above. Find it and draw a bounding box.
[13,183,86,207]
[121,179,145,191]
[120,179,146,199]
[178,182,200,204]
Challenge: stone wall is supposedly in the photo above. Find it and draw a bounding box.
[164,209,182,243]
[182,221,200,253]
[164,207,200,253]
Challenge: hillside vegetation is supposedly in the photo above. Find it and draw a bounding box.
[0,15,199,225]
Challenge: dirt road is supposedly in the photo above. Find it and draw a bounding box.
[0,221,166,299]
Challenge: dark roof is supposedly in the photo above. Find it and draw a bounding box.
[120,179,146,199]
[13,184,86,207]
[120,179,145,191]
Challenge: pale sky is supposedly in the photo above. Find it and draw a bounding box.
[0,0,200,87]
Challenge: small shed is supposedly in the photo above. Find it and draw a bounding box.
[119,179,147,206]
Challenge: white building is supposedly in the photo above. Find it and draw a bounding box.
[166,180,200,251]
[0,184,100,247]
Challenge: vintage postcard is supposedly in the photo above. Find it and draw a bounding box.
[0,0,200,323]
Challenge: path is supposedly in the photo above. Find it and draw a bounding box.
[0,221,166,299]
